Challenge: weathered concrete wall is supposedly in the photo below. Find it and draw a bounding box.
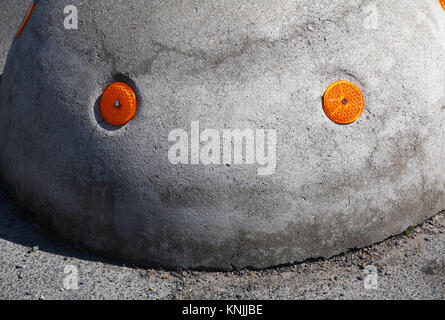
[0,0,444,269]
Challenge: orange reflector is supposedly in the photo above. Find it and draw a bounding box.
[100,82,138,126]
[440,0,445,11]
[17,1,36,38]
[323,80,364,125]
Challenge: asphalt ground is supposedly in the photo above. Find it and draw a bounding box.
[1,0,444,300]
[0,185,443,300]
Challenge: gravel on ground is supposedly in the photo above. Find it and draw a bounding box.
[0,185,443,300]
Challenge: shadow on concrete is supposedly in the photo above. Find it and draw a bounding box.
[0,182,137,269]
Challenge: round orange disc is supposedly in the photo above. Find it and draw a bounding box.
[440,0,445,11]
[100,82,138,126]
[17,1,36,38]
[323,80,364,124]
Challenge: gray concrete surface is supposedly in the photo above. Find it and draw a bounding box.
[0,186,443,299]
[0,0,444,269]
[0,0,29,73]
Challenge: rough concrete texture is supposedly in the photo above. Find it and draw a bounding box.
[1,188,444,300]
[0,0,444,269]
[0,0,29,73]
